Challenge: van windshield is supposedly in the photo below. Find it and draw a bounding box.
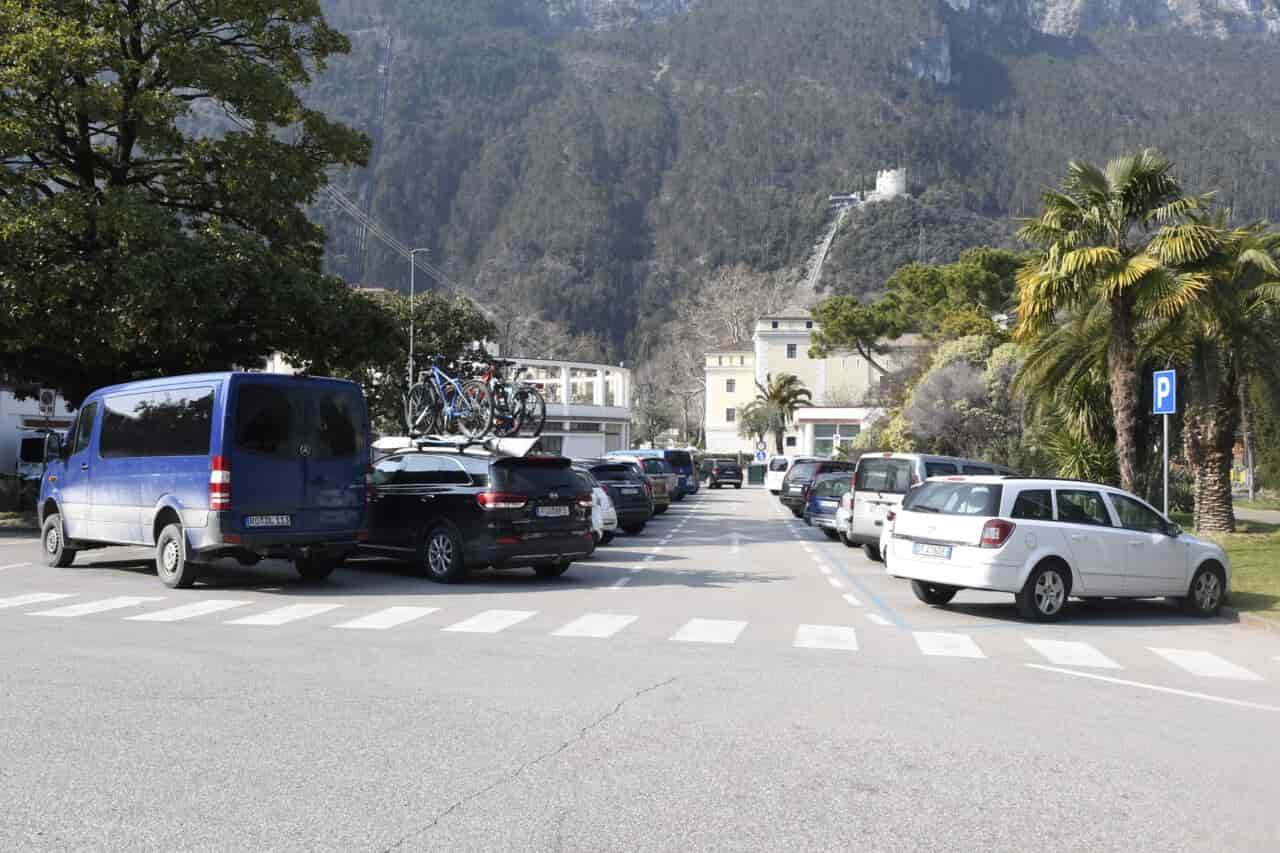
[235,384,364,460]
[855,458,912,494]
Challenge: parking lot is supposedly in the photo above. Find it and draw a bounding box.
[3,487,1280,851]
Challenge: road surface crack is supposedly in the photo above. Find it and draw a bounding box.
[378,676,679,851]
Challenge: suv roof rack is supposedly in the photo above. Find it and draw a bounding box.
[372,435,541,459]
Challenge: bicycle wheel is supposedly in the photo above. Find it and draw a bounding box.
[490,383,521,438]
[456,379,494,440]
[404,382,439,436]
[517,386,546,438]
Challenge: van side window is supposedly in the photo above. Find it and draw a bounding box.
[1055,489,1113,527]
[925,462,958,477]
[100,387,214,459]
[962,465,994,475]
[70,402,99,456]
[1011,489,1053,521]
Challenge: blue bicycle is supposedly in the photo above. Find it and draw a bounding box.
[404,357,494,439]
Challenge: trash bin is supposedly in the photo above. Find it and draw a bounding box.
[747,463,765,486]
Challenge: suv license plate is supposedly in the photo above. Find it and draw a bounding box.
[537,506,570,518]
[913,543,952,559]
[245,515,291,528]
[622,488,639,495]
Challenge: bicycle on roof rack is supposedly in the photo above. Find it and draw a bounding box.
[403,356,494,439]
[475,356,547,439]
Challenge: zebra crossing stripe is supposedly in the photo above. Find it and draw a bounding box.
[0,592,76,610]
[441,609,536,634]
[1025,638,1120,669]
[670,618,746,644]
[1149,648,1263,681]
[793,624,858,651]
[552,613,637,638]
[31,596,164,618]
[225,603,343,626]
[334,606,439,631]
[914,631,985,659]
[127,600,251,622]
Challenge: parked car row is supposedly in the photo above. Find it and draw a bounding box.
[785,450,1232,623]
[34,371,693,591]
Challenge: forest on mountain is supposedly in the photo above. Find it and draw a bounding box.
[305,0,1280,363]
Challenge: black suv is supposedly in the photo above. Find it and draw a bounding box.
[582,459,654,535]
[363,449,594,582]
[779,459,855,517]
[706,459,743,489]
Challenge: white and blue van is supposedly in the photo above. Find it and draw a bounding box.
[37,372,369,587]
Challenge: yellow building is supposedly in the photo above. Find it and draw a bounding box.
[704,307,926,456]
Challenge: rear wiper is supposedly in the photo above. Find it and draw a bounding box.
[909,505,940,513]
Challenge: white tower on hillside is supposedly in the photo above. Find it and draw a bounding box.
[872,168,907,200]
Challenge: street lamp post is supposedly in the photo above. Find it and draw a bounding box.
[408,248,429,385]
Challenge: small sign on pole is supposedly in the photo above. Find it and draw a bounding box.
[755,441,768,453]
[755,450,767,462]
[1153,370,1176,516]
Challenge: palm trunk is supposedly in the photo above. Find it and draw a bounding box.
[1184,350,1239,534]
[1107,291,1141,492]
[1240,376,1256,502]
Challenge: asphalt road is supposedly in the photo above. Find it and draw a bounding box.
[2,488,1279,852]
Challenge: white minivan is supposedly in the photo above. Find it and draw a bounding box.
[765,456,797,495]
[837,453,1016,561]
[883,476,1231,622]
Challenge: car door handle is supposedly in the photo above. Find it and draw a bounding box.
[1070,534,1085,542]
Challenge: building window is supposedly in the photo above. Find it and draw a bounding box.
[785,435,797,448]
[771,320,779,329]
[717,356,723,366]
[739,356,745,366]
[786,343,798,359]
[726,379,736,393]
[725,408,736,423]
[805,320,813,329]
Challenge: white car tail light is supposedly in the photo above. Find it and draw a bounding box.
[980,519,1016,548]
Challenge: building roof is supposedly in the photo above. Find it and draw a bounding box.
[759,305,813,321]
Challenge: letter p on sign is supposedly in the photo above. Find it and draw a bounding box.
[1153,370,1176,415]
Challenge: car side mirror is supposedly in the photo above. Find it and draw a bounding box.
[1166,523,1182,538]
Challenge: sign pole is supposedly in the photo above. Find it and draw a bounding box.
[1163,413,1169,517]
[1153,369,1176,517]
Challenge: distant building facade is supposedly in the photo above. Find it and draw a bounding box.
[703,308,926,457]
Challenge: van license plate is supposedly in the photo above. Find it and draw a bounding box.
[536,506,570,518]
[246,515,291,528]
[913,543,952,559]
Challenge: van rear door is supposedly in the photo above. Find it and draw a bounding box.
[851,456,913,539]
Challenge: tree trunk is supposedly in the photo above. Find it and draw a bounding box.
[1184,351,1239,534]
[1107,291,1141,492]
[1240,376,1256,502]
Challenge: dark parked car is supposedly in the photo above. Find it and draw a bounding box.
[582,460,654,535]
[803,473,851,540]
[363,448,594,583]
[780,459,855,517]
[706,459,743,489]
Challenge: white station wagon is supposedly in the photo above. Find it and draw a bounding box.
[882,476,1231,622]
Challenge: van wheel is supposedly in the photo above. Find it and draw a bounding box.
[534,560,571,578]
[1016,561,1071,622]
[156,523,198,589]
[839,531,857,549]
[41,513,77,568]
[423,525,466,583]
[601,532,615,546]
[622,523,646,535]
[822,528,840,541]
[295,552,338,582]
[863,544,883,563]
[911,581,958,606]
[1181,563,1226,617]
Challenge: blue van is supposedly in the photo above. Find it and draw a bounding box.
[605,448,698,499]
[37,372,369,588]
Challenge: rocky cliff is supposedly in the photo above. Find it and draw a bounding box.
[544,0,698,29]
[945,0,1280,36]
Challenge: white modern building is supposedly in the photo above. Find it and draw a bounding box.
[501,357,632,458]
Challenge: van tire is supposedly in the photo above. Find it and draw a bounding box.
[601,532,615,546]
[534,560,571,578]
[863,543,883,563]
[911,581,958,606]
[41,513,76,568]
[423,525,466,583]
[622,523,646,535]
[295,552,338,582]
[822,528,840,541]
[156,523,198,588]
[839,531,857,549]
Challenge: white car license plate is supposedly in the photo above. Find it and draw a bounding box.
[912,542,952,559]
[245,514,291,528]
[537,505,570,518]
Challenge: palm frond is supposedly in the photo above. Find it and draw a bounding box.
[1237,248,1280,278]
[1059,245,1121,276]
[1146,222,1222,265]
[1099,254,1161,294]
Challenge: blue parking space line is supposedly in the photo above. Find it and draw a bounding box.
[815,544,909,630]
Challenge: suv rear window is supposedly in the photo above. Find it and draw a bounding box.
[856,458,911,493]
[788,462,820,481]
[904,482,1003,516]
[590,464,642,483]
[493,459,579,494]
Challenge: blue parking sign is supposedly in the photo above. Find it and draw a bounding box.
[1153,370,1176,415]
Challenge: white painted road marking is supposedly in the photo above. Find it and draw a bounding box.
[915,631,985,659]
[866,613,892,626]
[552,613,637,638]
[1025,638,1120,669]
[226,603,343,626]
[0,592,75,610]
[0,562,32,571]
[827,577,843,588]
[1149,648,1263,681]
[817,565,832,576]
[842,592,862,607]
[334,606,439,631]
[442,609,537,634]
[127,600,251,622]
[794,624,858,651]
[671,618,747,645]
[1028,665,1280,712]
[0,539,39,547]
[32,596,164,618]
[609,577,632,588]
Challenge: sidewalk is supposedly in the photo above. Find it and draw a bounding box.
[1235,506,1280,526]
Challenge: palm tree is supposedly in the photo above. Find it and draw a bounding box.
[1015,149,1207,492]
[737,400,771,447]
[1148,216,1280,531]
[754,373,812,455]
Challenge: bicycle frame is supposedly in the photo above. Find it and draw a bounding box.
[421,362,475,430]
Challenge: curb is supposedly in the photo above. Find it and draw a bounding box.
[1222,606,1280,635]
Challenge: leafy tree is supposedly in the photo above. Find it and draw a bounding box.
[0,0,369,404]
[1015,149,1206,493]
[737,401,771,448]
[808,297,907,374]
[754,373,811,455]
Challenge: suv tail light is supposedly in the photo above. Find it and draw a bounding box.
[477,492,528,510]
[210,455,230,511]
[980,519,1016,548]
[576,493,593,509]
